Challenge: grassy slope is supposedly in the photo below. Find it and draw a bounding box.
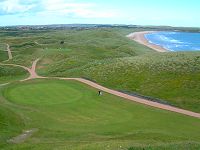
[0,65,28,84]
[2,28,200,112]
[1,79,200,150]
[0,43,8,61]
[28,28,199,113]
[1,28,152,67]
[0,30,51,67]
[0,51,8,62]
[51,52,200,113]
[0,106,24,148]
[0,34,28,84]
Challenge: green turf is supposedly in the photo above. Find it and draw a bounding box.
[1,79,200,150]
[2,27,200,112]
[2,28,152,67]
[0,65,28,84]
[50,52,200,113]
[0,51,8,61]
[0,106,24,148]
[1,28,200,110]
[1,27,200,149]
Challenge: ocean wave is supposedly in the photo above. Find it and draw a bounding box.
[146,32,200,51]
[157,35,184,44]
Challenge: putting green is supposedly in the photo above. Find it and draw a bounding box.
[5,82,82,105]
[2,79,200,150]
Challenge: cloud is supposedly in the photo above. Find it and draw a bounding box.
[40,0,118,19]
[0,0,36,15]
[0,0,118,19]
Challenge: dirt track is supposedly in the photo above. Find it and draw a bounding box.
[22,58,45,81]
[1,59,199,119]
[6,44,13,60]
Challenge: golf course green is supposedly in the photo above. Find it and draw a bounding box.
[1,79,200,150]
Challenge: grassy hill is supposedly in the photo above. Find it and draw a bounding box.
[0,65,28,84]
[0,27,200,149]
[1,28,152,67]
[1,79,200,150]
[0,43,8,61]
[40,52,200,112]
[1,28,200,112]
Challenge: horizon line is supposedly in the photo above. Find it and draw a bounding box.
[0,23,200,29]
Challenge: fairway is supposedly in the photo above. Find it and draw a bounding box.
[1,79,200,150]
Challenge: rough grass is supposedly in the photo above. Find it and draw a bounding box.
[1,79,200,150]
[0,106,24,148]
[3,28,199,112]
[0,65,28,84]
[3,28,153,67]
[38,51,200,113]
[0,43,8,61]
[1,27,200,149]
[0,51,8,61]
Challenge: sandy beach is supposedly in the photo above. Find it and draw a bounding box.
[127,31,168,52]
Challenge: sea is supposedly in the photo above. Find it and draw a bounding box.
[145,31,200,51]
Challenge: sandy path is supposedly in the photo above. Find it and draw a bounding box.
[0,59,44,81]
[6,44,13,60]
[22,59,46,81]
[1,59,200,119]
[0,83,10,86]
[127,31,167,52]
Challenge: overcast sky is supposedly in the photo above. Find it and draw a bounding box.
[0,0,199,27]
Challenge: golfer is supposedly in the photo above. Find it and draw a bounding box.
[98,91,103,96]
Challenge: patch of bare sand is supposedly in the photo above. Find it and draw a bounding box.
[127,31,167,52]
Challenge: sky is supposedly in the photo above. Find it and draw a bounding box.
[0,0,200,27]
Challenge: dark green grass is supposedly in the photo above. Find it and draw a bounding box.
[0,65,28,84]
[1,79,200,150]
[0,42,8,61]
[0,51,8,61]
[0,43,8,61]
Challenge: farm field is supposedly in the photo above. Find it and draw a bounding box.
[1,79,200,150]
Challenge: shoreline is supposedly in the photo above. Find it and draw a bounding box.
[127,31,168,52]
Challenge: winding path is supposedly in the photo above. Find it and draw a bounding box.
[6,44,13,60]
[1,58,200,119]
